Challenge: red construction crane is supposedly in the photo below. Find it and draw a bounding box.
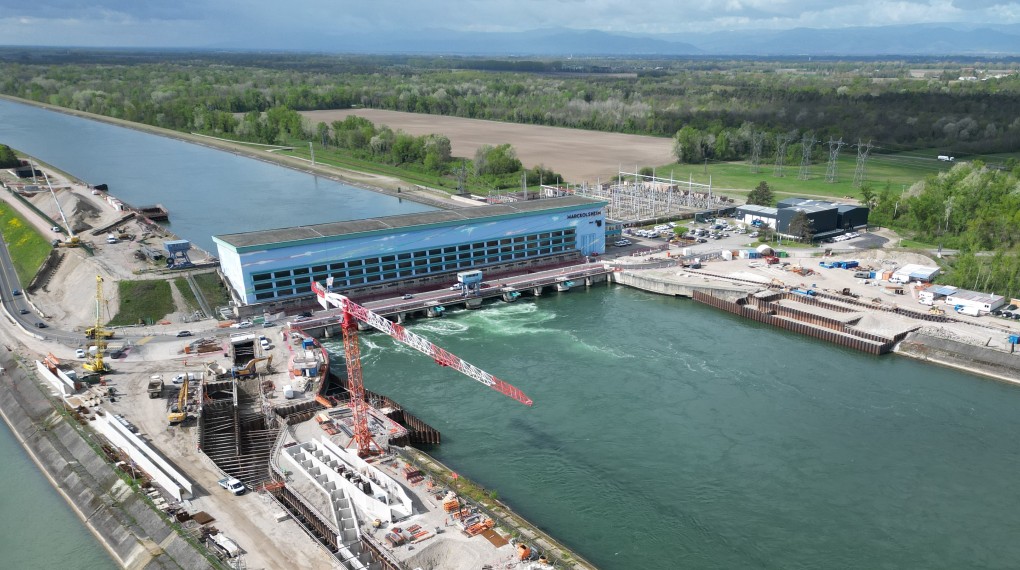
[311,282,532,456]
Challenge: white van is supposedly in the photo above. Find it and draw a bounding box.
[957,306,981,317]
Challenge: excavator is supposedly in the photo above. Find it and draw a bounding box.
[167,375,190,424]
[230,355,273,379]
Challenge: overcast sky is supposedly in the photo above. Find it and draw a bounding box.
[0,0,1017,48]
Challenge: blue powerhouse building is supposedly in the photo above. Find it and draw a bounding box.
[214,196,608,306]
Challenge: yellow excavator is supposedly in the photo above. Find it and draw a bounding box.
[83,276,111,373]
[231,356,273,379]
[167,376,189,424]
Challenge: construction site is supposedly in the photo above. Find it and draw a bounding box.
[0,159,601,570]
[21,264,575,570]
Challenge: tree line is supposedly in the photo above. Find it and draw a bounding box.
[865,161,1020,298]
[1,50,1018,162]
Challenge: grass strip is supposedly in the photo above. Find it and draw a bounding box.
[0,201,51,285]
[173,277,200,313]
[193,272,230,312]
[109,279,173,325]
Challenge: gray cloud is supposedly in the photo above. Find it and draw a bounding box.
[0,0,1017,47]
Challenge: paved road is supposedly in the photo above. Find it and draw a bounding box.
[0,233,63,334]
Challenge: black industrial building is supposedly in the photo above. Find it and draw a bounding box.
[739,198,869,240]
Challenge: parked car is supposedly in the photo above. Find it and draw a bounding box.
[299,311,313,318]
[230,320,253,329]
[176,330,192,337]
[993,304,1016,316]
[51,226,61,233]
[76,348,86,358]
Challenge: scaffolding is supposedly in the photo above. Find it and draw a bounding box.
[561,170,730,223]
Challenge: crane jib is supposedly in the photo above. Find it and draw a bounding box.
[309,281,532,406]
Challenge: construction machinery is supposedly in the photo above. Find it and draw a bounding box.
[230,355,273,379]
[85,327,115,339]
[38,162,81,247]
[167,375,190,424]
[82,275,111,373]
[310,281,531,457]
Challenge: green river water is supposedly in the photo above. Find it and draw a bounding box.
[327,285,1020,569]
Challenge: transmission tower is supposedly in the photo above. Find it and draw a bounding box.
[798,133,817,180]
[749,132,766,174]
[773,134,792,177]
[456,161,469,196]
[852,139,874,188]
[825,137,846,183]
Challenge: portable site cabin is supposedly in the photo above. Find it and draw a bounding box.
[918,285,958,306]
[890,264,940,284]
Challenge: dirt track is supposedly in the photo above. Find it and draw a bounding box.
[301,109,676,183]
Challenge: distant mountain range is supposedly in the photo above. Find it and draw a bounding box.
[287,23,1020,57]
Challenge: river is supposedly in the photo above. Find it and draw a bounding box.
[3,97,1020,569]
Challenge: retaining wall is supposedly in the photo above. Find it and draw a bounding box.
[894,332,1020,383]
[694,291,892,355]
[612,270,753,302]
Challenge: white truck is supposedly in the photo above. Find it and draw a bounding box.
[218,477,246,495]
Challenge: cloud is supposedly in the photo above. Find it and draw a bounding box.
[0,0,1017,47]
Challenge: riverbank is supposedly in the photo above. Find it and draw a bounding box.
[610,264,1020,385]
[0,94,454,211]
[0,349,220,570]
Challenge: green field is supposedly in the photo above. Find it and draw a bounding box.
[650,152,953,201]
[109,280,174,326]
[0,202,51,286]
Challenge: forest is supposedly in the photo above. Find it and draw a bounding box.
[1,48,1018,296]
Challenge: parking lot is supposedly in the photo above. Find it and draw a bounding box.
[606,218,880,259]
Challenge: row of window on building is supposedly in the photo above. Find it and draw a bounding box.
[249,229,575,300]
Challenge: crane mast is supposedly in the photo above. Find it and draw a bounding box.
[83,275,109,373]
[310,281,532,456]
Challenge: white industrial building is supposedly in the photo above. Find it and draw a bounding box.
[944,290,1005,313]
[890,264,940,284]
[735,204,778,229]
